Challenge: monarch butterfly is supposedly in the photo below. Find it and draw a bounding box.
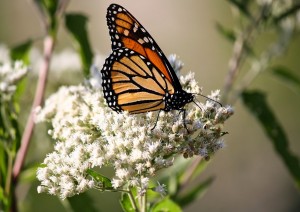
[101,4,199,130]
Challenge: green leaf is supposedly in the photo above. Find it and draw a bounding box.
[167,174,178,196]
[158,158,190,196]
[215,23,254,56]
[273,3,300,24]
[18,163,40,182]
[175,176,214,207]
[0,100,21,152]
[35,0,59,17]
[86,169,112,188]
[34,0,60,32]
[272,66,300,93]
[147,185,162,202]
[0,186,9,209]
[68,192,98,212]
[152,197,182,212]
[120,193,135,212]
[10,40,32,65]
[159,158,190,182]
[9,108,21,152]
[9,41,30,101]
[0,143,7,182]
[190,159,209,181]
[215,23,236,42]
[242,90,300,188]
[226,0,252,19]
[65,13,94,77]
[14,76,27,103]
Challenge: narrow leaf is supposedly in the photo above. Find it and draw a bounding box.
[215,23,254,56]
[215,23,236,42]
[34,0,60,32]
[10,40,32,65]
[120,193,135,212]
[18,163,40,182]
[14,77,27,103]
[0,144,7,181]
[175,176,214,207]
[0,187,8,208]
[272,66,300,93]
[274,3,300,23]
[168,174,178,196]
[34,0,59,17]
[9,108,21,152]
[86,169,112,188]
[226,0,252,19]
[152,197,182,212]
[158,158,191,195]
[68,192,98,212]
[242,90,300,188]
[190,159,209,181]
[65,13,93,77]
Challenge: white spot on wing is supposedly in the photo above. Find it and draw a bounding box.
[124,30,129,36]
[138,38,145,44]
[143,37,149,43]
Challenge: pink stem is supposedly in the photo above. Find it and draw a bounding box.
[12,36,55,181]
[179,157,202,192]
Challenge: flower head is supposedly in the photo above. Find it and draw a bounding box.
[153,181,167,197]
[36,55,233,199]
[0,60,28,101]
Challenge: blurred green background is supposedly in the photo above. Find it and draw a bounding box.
[1,0,300,211]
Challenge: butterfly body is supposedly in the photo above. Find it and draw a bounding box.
[101,4,194,117]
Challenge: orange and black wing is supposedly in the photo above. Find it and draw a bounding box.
[101,48,175,113]
[106,4,182,89]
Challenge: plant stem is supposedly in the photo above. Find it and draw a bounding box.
[139,194,146,212]
[143,193,147,212]
[222,5,269,104]
[106,188,139,212]
[128,190,139,212]
[12,35,55,182]
[12,0,69,184]
[179,157,202,192]
[4,151,13,209]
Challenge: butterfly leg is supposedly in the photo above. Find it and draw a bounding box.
[151,109,162,131]
[179,109,189,133]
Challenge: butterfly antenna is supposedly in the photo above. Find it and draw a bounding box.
[193,93,223,107]
[192,99,203,111]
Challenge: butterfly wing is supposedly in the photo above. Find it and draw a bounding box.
[102,48,175,113]
[106,4,182,89]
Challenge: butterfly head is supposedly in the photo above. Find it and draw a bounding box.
[164,90,194,111]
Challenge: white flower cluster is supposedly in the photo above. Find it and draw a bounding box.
[36,56,233,199]
[0,60,28,100]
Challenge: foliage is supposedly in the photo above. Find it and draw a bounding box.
[221,0,300,189]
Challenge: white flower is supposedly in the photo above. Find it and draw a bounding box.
[168,54,184,77]
[50,49,81,73]
[116,168,130,180]
[36,55,233,199]
[111,178,123,188]
[153,181,167,197]
[0,44,11,64]
[0,60,28,100]
[30,48,82,75]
